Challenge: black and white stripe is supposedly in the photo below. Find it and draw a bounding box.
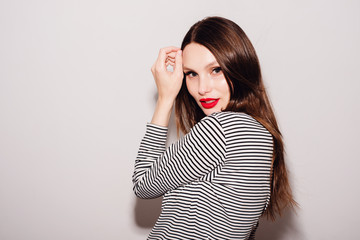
[133,112,273,239]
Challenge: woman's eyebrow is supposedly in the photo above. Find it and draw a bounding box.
[183,61,218,71]
[182,66,193,71]
[205,61,218,68]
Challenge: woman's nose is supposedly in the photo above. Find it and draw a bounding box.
[198,76,212,95]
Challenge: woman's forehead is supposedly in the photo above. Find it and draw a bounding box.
[182,43,218,70]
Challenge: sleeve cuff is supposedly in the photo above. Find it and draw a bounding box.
[144,123,168,145]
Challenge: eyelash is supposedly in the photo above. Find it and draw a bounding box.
[184,71,197,77]
[184,67,222,77]
[212,67,222,74]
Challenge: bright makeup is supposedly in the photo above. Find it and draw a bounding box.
[200,98,220,109]
[183,43,230,115]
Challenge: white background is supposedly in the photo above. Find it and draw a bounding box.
[1,0,359,239]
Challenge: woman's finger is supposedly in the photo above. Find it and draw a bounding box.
[166,57,175,63]
[166,61,175,67]
[156,46,180,70]
[166,51,177,59]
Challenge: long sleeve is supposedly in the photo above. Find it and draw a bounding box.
[132,114,226,199]
[132,112,273,239]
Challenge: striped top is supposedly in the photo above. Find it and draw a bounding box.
[133,112,273,239]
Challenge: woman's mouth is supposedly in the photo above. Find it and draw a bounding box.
[200,98,220,109]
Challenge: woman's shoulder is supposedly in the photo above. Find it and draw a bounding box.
[208,111,257,123]
[191,111,271,142]
[193,111,268,133]
[207,111,270,133]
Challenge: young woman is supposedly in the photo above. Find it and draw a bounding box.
[133,16,296,239]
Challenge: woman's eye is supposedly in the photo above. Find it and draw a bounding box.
[212,67,222,74]
[185,71,197,78]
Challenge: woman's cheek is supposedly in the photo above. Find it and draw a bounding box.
[186,80,197,98]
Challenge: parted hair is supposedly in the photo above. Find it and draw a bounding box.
[175,16,296,220]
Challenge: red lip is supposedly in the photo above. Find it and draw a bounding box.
[200,98,220,109]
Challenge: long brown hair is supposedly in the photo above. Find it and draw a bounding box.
[175,16,296,220]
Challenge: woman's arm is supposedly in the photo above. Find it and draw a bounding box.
[132,47,227,199]
[150,46,183,127]
[133,114,226,199]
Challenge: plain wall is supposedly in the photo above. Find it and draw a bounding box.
[1,0,359,239]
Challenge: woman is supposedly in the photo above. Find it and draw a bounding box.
[133,16,296,239]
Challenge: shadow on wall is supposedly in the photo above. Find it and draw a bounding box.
[256,208,303,240]
[134,197,162,228]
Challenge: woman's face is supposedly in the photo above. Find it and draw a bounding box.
[182,43,230,116]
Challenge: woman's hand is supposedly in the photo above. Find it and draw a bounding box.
[151,46,183,103]
[150,46,183,127]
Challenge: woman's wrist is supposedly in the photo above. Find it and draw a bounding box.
[150,98,174,127]
[157,95,176,106]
